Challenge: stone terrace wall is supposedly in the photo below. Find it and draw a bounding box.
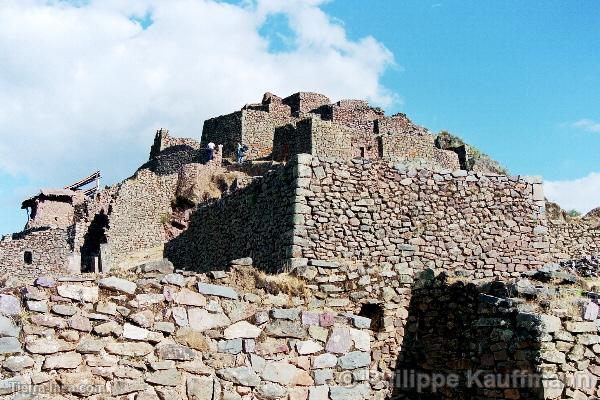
[0,228,73,280]
[0,267,377,400]
[292,156,549,280]
[549,218,600,261]
[165,162,297,273]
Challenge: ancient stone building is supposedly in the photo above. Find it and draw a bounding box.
[0,91,599,400]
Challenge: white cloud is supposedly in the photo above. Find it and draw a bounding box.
[544,172,600,214]
[0,0,395,185]
[571,119,600,133]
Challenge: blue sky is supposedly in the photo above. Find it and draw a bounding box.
[0,0,598,234]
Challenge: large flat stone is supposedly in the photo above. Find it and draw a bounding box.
[0,315,19,337]
[157,343,196,361]
[197,283,239,299]
[187,376,214,400]
[105,342,153,356]
[43,352,82,369]
[325,327,351,354]
[173,288,206,307]
[0,295,20,316]
[98,277,137,295]
[0,337,22,355]
[145,369,182,386]
[188,308,231,332]
[217,366,260,387]
[57,284,99,303]
[224,321,262,339]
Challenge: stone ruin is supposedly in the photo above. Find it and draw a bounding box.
[0,91,598,399]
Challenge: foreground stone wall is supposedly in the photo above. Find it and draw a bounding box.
[292,156,549,280]
[0,265,376,400]
[393,277,600,399]
[0,228,72,281]
[165,162,297,273]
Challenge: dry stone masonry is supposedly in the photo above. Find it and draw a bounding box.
[0,91,599,399]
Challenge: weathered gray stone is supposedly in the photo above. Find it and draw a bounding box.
[218,339,243,354]
[106,342,153,356]
[26,300,47,313]
[52,304,78,316]
[257,382,288,399]
[43,352,82,369]
[0,315,19,337]
[145,369,182,386]
[0,295,20,316]
[139,258,174,274]
[337,351,370,369]
[157,343,196,360]
[187,376,214,400]
[188,308,231,331]
[329,383,370,400]
[57,284,99,302]
[313,353,337,369]
[111,379,147,396]
[271,308,300,320]
[3,355,33,372]
[98,277,137,294]
[217,366,260,387]
[161,273,186,287]
[265,320,307,338]
[76,339,105,354]
[197,282,239,299]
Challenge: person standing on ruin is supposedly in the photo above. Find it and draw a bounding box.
[237,142,248,163]
[207,142,216,162]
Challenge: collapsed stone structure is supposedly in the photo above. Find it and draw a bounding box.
[0,91,599,399]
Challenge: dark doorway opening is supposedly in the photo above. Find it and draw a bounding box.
[80,211,109,273]
[377,136,384,158]
[24,251,33,265]
[358,302,384,331]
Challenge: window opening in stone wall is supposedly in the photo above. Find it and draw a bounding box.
[360,147,365,158]
[24,250,33,265]
[377,136,384,158]
[359,303,384,331]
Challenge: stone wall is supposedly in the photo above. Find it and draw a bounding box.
[240,110,296,160]
[292,156,549,280]
[547,208,600,261]
[382,132,461,170]
[391,277,600,399]
[202,112,243,159]
[100,169,178,270]
[0,228,73,280]
[165,162,297,273]
[149,129,201,160]
[0,265,376,400]
[283,92,331,116]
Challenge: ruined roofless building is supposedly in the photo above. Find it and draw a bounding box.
[0,91,599,400]
[0,90,597,282]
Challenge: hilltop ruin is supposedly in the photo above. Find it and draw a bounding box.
[0,92,599,399]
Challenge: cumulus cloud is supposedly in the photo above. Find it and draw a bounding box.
[571,119,600,133]
[0,0,395,185]
[544,172,600,214]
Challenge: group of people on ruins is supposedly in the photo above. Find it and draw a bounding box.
[205,142,248,164]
